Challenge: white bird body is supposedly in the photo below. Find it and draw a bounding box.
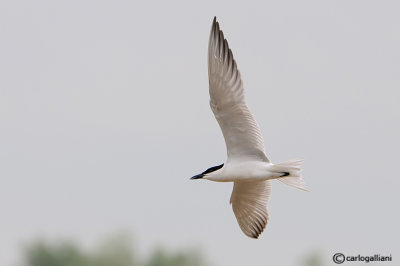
[204,161,277,182]
[192,17,306,239]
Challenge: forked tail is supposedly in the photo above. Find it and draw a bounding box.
[272,159,307,191]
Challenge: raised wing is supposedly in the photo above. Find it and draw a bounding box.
[230,180,271,238]
[208,17,268,162]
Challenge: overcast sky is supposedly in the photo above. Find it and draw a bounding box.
[1,1,399,266]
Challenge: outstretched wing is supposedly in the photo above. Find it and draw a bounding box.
[230,180,271,238]
[208,17,268,162]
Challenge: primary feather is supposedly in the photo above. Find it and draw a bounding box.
[230,181,271,238]
[208,17,269,162]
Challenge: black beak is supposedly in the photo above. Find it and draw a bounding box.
[190,174,203,180]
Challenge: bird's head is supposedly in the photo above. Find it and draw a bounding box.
[190,163,224,180]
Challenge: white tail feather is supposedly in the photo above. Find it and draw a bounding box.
[272,159,308,191]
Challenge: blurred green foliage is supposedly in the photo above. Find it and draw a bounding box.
[145,248,206,266]
[21,232,325,266]
[301,251,325,266]
[22,233,208,266]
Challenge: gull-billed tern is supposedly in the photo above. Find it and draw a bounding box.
[191,17,307,239]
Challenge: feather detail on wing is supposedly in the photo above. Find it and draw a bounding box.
[230,180,271,238]
[208,17,268,162]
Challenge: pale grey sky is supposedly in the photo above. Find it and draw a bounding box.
[1,1,399,266]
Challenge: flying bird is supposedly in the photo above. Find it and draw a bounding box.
[191,17,307,239]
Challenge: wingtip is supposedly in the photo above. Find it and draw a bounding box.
[211,17,219,32]
[212,16,219,33]
[246,231,261,239]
